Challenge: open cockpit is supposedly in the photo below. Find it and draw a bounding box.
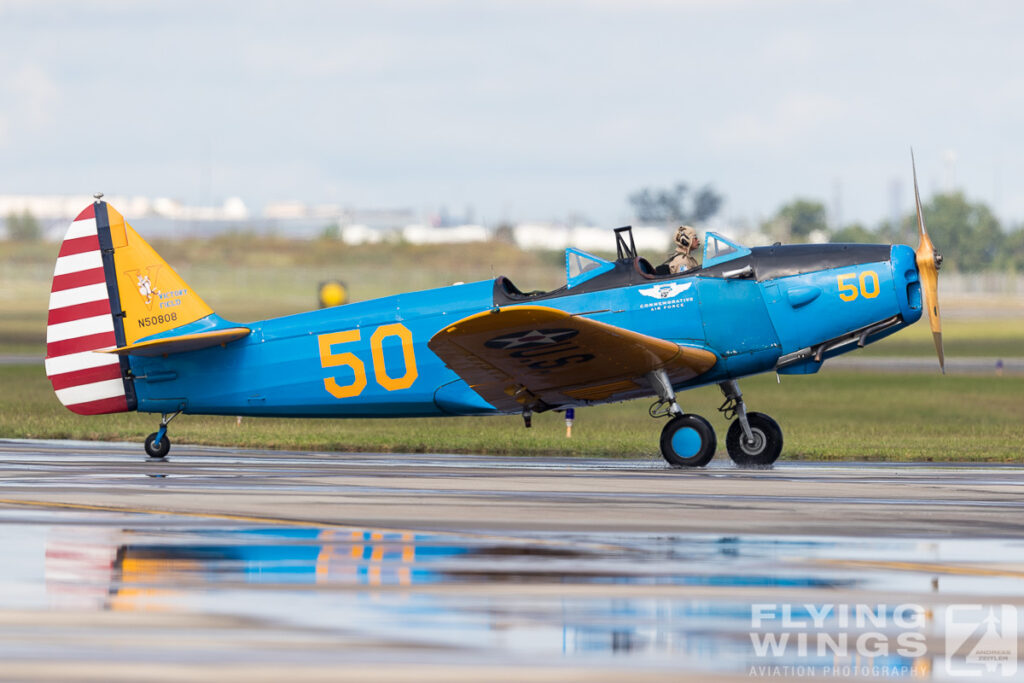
[493,225,752,304]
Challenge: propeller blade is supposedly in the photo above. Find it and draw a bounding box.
[911,150,945,373]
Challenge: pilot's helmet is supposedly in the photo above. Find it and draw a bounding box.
[674,225,699,250]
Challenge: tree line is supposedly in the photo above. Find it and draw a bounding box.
[3,211,42,242]
[766,193,1023,272]
[629,182,1024,273]
[8,187,1024,272]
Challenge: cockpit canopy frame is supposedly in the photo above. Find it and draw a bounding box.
[565,247,615,289]
[702,232,751,268]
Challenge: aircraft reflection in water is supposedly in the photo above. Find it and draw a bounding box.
[49,527,840,595]
[112,528,462,593]
[45,528,464,608]
[41,526,932,675]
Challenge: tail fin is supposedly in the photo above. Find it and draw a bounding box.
[45,200,214,414]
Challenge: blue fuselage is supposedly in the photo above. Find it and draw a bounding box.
[129,243,923,418]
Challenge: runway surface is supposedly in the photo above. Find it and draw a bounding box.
[2,439,1024,681]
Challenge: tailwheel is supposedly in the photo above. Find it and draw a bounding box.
[143,409,181,460]
[144,432,171,459]
[726,412,782,468]
[660,414,717,468]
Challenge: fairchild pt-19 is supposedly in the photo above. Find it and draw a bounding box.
[44,159,944,467]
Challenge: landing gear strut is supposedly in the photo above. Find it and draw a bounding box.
[144,410,181,460]
[650,370,717,468]
[718,381,783,468]
[647,373,784,468]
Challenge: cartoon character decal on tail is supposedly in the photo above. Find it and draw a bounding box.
[126,266,161,307]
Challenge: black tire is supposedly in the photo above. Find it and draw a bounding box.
[144,432,171,459]
[660,414,717,468]
[726,412,783,468]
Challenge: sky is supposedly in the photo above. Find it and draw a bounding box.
[1,0,1023,229]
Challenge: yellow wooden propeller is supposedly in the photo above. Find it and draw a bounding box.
[911,150,945,373]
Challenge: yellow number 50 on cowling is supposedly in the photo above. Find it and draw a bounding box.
[837,271,880,302]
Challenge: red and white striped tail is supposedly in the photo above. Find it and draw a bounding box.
[45,203,133,415]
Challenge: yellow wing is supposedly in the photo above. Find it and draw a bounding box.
[428,305,717,413]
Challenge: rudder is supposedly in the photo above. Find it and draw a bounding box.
[45,200,215,414]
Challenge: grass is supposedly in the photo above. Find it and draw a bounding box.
[4,236,1022,357]
[0,237,568,353]
[858,317,1024,359]
[3,364,1021,462]
[4,235,1022,462]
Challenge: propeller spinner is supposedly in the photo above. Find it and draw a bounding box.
[911,150,945,373]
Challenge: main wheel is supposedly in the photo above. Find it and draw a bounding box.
[144,432,171,459]
[660,414,717,468]
[726,412,782,468]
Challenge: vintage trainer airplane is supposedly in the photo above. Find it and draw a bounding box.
[44,158,943,468]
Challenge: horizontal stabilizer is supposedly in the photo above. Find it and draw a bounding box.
[100,327,250,357]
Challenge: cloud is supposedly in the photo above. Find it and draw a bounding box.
[4,63,60,133]
[709,92,847,151]
[2,1,1023,226]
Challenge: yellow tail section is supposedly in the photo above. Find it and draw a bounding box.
[105,204,213,344]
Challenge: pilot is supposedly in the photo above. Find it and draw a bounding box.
[667,225,702,273]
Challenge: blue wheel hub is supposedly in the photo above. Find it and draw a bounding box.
[671,426,703,459]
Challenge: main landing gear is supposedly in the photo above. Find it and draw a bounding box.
[718,381,783,468]
[651,374,783,469]
[144,410,181,460]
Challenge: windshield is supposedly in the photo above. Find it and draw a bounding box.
[565,248,614,288]
[702,232,751,267]
[704,234,737,261]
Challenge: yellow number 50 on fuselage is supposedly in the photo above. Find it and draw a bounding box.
[837,271,880,302]
[317,323,418,399]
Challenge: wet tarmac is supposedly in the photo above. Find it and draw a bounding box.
[2,439,1024,681]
